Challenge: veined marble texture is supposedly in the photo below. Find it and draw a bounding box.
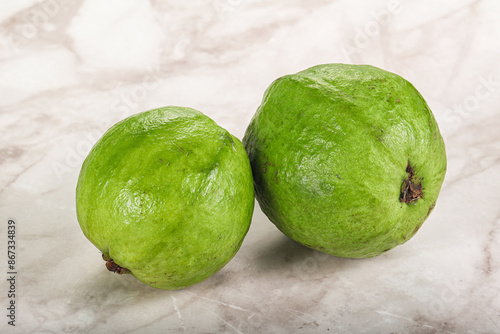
[1,0,499,333]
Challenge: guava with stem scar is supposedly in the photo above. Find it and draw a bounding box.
[76,106,254,289]
[243,63,447,258]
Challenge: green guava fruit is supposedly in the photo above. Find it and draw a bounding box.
[243,63,447,258]
[76,106,254,290]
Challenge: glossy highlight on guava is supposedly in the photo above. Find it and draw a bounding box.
[243,63,447,258]
[76,106,254,289]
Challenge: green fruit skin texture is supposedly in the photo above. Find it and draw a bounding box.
[243,64,447,258]
[76,106,254,290]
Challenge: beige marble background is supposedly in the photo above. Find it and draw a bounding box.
[1,0,499,333]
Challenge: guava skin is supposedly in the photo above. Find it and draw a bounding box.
[76,106,254,290]
[243,64,447,258]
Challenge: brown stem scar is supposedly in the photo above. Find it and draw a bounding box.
[400,162,423,203]
[105,258,130,275]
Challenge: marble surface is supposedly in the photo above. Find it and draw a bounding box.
[1,0,500,333]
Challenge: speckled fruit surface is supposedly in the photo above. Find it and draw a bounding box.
[76,106,254,289]
[243,63,447,258]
